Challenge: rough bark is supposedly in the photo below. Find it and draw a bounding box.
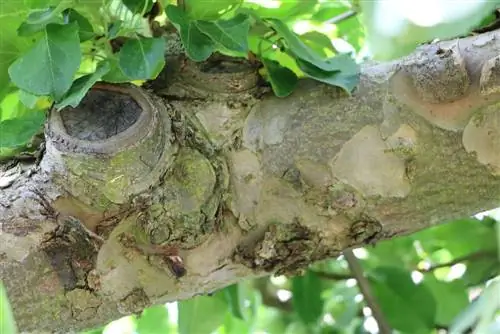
[2,30,500,333]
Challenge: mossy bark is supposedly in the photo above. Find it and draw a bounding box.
[2,31,500,332]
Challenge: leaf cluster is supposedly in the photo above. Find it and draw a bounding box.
[0,0,363,158]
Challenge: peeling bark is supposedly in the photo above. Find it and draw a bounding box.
[2,30,500,332]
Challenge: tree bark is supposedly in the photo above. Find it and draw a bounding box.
[2,30,500,332]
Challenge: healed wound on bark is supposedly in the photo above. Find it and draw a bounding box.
[3,31,500,331]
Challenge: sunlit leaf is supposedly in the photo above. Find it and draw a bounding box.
[0,282,17,334]
[185,0,242,20]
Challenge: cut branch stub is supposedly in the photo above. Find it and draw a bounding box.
[402,44,470,104]
[160,55,261,99]
[43,83,177,207]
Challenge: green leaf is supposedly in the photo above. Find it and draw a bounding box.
[101,58,130,83]
[0,1,54,95]
[0,282,17,334]
[242,0,317,21]
[122,0,154,15]
[17,15,63,36]
[166,5,215,61]
[63,8,94,42]
[26,6,59,25]
[299,31,336,58]
[292,271,324,325]
[1,90,38,121]
[296,56,360,93]
[417,218,497,260]
[178,292,229,334]
[8,22,82,100]
[424,276,469,325]
[117,37,165,80]
[107,20,123,39]
[136,305,170,334]
[18,90,39,109]
[222,312,251,334]
[195,14,250,54]
[0,111,45,148]
[462,256,499,287]
[223,284,246,320]
[262,58,298,97]
[55,61,111,109]
[265,18,348,72]
[369,267,436,333]
[185,0,242,20]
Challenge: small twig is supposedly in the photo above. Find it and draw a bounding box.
[420,250,497,272]
[310,270,354,280]
[325,10,357,25]
[344,249,393,334]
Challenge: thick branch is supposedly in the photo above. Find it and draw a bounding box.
[2,30,500,332]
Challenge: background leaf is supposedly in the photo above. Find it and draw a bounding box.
[360,0,497,60]
[369,267,437,333]
[178,292,229,334]
[223,284,245,320]
[291,271,324,325]
[136,305,170,334]
[424,276,469,326]
[0,282,17,334]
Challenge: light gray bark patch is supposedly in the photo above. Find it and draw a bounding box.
[480,55,500,95]
[463,104,500,175]
[228,149,262,217]
[330,125,410,198]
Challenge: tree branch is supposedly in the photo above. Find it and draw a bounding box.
[420,250,497,272]
[343,249,393,334]
[325,10,357,25]
[310,270,353,280]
